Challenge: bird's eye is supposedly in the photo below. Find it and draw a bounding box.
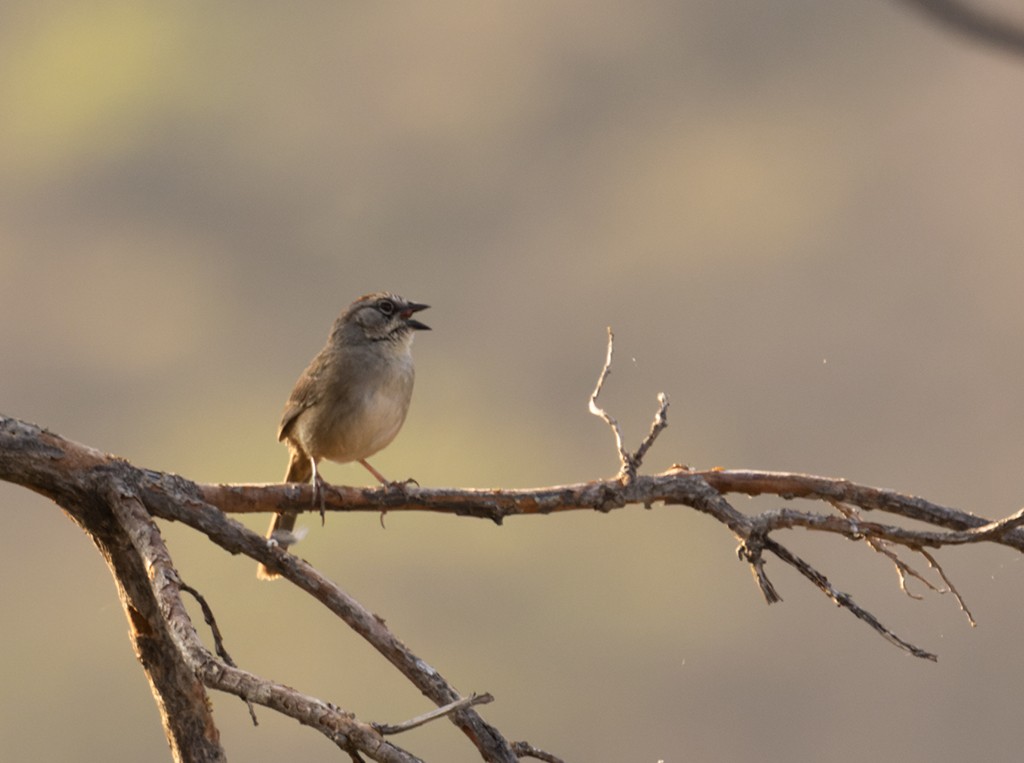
[377,299,396,316]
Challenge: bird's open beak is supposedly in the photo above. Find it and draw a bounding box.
[402,302,430,331]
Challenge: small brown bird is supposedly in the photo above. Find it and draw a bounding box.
[257,292,430,579]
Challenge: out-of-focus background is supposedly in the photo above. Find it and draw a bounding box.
[2,2,1024,761]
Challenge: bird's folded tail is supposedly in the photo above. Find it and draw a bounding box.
[256,511,299,580]
[283,450,313,484]
[256,451,313,580]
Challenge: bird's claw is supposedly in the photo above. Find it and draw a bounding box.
[380,477,419,509]
[385,477,419,492]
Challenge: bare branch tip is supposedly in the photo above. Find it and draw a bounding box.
[588,326,629,473]
[920,548,977,628]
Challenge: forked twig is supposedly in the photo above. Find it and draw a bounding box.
[826,499,975,626]
[589,327,670,481]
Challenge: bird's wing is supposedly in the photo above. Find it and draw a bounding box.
[277,352,329,442]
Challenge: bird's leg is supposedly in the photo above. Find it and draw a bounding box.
[358,458,389,485]
[362,458,417,528]
[358,458,420,489]
[358,454,417,491]
[362,458,421,493]
[311,457,327,525]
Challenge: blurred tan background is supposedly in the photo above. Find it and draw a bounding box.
[2,2,1024,761]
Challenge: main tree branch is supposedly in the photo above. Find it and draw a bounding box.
[195,330,1023,663]
[3,328,1023,757]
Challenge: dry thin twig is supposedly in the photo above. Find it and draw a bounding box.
[919,547,977,627]
[830,500,937,600]
[633,392,670,473]
[375,693,494,735]
[179,581,259,726]
[825,498,979,627]
[588,327,631,476]
[510,741,568,763]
